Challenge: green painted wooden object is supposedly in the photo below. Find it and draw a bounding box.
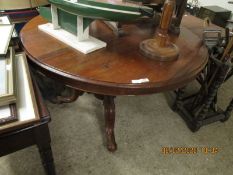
[39,0,153,35]
[48,0,153,22]
[39,7,93,35]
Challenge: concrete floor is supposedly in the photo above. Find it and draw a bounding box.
[0,79,232,175]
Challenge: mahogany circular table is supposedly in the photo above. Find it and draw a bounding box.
[20,15,208,152]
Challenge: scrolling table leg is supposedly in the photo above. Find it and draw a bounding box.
[103,96,117,152]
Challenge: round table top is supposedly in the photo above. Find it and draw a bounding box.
[20,15,208,96]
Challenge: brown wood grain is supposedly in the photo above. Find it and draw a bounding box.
[139,0,179,61]
[20,15,210,96]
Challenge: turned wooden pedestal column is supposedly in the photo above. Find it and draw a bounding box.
[140,0,179,61]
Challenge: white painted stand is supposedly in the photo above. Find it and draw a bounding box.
[104,21,123,36]
[38,4,106,54]
[104,21,119,32]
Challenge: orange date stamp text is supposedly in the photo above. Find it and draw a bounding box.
[161,147,219,155]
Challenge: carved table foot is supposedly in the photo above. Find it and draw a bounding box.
[103,96,117,152]
[51,88,84,104]
[31,69,84,104]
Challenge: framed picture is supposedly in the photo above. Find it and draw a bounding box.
[0,47,17,106]
[0,16,14,56]
[0,16,11,24]
[0,16,17,37]
[0,53,40,133]
[0,104,17,125]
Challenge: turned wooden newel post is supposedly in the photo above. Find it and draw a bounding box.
[140,0,179,61]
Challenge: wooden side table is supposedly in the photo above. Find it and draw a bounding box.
[0,73,56,175]
[20,15,209,152]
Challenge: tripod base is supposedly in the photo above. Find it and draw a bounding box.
[140,39,179,61]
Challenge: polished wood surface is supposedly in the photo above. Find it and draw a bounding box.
[20,15,208,96]
[21,15,209,152]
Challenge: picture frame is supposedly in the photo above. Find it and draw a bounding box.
[0,104,17,125]
[0,47,17,106]
[0,16,14,56]
[0,15,17,38]
[0,53,40,133]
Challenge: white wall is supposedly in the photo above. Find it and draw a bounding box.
[188,0,233,11]
[198,0,233,12]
